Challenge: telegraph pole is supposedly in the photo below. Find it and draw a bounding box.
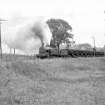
[92,36,96,57]
[14,48,15,55]
[0,23,2,58]
[104,11,105,55]
[0,19,7,59]
[93,36,96,49]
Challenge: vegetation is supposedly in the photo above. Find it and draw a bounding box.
[75,43,93,50]
[0,55,105,104]
[47,19,73,52]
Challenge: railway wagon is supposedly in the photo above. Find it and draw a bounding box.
[60,49,105,57]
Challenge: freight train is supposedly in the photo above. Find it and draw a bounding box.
[36,46,105,58]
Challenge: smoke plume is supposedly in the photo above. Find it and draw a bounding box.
[4,18,52,53]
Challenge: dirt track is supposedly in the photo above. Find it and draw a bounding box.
[0,56,105,105]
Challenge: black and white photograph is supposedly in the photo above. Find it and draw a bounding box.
[0,0,105,104]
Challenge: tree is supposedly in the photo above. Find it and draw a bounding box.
[76,43,92,50]
[47,19,73,52]
[65,38,75,48]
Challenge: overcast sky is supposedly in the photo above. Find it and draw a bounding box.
[0,0,105,50]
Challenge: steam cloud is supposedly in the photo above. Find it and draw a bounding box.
[5,18,52,53]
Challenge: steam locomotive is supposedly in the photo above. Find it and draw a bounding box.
[36,46,105,58]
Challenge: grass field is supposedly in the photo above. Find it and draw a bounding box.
[0,55,105,105]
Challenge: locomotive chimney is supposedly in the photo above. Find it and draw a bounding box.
[41,42,44,47]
